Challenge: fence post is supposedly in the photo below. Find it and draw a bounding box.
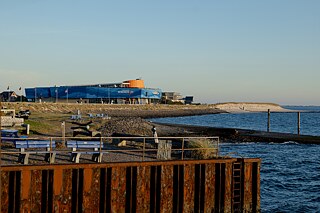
[100,136,102,163]
[297,112,300,135]
[50,137,53,164]
[217,137,219,157]
[267,109,270,132]
[142,138,145,162]
[182,138,185,160]
[61,121,65,144]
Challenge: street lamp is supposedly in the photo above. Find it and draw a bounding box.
[108,87,110,104]
[65,88,69,104]
[34,87,37,103]
[55,86,58,103]
[98,84,102,104]
[19,87,22,102]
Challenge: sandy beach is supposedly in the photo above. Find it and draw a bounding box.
[214,102,293,113]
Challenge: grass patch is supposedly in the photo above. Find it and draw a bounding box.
[24,119,60,136]
[187,138,218,159]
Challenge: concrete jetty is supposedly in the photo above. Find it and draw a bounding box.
[157,123,320,144]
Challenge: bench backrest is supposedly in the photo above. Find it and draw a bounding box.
[15,140,56,149]
[66,141,102,149]
[1,130,19,138]
[71,115,82,120]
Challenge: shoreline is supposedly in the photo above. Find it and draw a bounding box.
[152,122,320,144]
[2,102,313,144]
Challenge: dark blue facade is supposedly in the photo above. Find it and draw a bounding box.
[25,86,161,101]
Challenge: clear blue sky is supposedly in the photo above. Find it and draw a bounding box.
[1,1,319,105]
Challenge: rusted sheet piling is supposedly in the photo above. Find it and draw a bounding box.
[0,159,260,212]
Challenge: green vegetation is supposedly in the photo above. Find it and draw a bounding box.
[24,120,57,136]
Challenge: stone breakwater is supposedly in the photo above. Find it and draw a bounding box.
[2,102,289,117]
[99,117,156,137]
[2,102,225,118]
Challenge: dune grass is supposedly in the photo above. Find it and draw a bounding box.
[187,138,218,159]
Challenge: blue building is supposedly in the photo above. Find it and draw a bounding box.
[25,79,161,104]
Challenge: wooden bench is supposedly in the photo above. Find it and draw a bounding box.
[15,140,56,164]
[67,140,104,163]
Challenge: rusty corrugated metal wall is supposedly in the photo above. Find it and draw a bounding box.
[0,158,260,213]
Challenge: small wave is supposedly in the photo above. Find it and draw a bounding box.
[310,196,320,203]
[268,141,300,145]
[283,141,300,145]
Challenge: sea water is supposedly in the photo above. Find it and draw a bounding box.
[151,106,320,136]
[150,106,320,212]
[220,142,320,212]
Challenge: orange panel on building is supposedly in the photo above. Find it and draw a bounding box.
[124,79,145,88]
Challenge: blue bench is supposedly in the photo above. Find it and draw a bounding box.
[1,129,19,137]
[71,115,82,120]
[1,129,19,142]
[15,140,56,164]
[67,140,104,163]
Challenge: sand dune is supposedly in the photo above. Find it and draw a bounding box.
[214,102,292,113]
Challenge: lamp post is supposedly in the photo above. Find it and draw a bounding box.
[108,87,110,104]
[19,87,22,103]
[55,86,58,103]
[34,87,37,103]
[65,88,69,104]
[98,84,102,104]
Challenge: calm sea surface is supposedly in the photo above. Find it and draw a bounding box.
[151,106,320,212]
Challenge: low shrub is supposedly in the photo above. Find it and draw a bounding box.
[187,138,218,159]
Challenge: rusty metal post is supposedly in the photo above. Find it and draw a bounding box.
[297,112,300,135]
[160,165,174,212]
[267,109,270,132]
[224,162,233,212]
[243,162,253,212]
[205,164,215,211]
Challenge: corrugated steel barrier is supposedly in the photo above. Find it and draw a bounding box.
[0,158,260,212]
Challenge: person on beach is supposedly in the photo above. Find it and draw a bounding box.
[152,126,159,144]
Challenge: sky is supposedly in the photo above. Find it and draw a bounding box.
[0,1,319,105]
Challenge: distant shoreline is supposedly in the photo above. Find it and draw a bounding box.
[2,102,293,117]
[214,102,294,113]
